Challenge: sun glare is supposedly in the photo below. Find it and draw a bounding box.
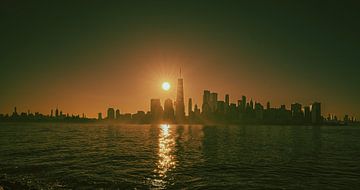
[162,82,171,91]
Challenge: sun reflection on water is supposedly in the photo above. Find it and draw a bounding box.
[152,124,176,187]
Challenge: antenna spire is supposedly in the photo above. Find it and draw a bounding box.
[180,67,182,78]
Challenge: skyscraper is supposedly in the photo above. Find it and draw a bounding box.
[311,102,322,124]
[151,99,163,123]
[188,98,193,116]
[266,102,271,110]
[163,98,175,123]
[175,73,185,123]
[194,104,200,115]
[210,92,218,112]
[225,94,229,106]
[291,103,303,123]
[202,90,211,116]
[12,107,18,117]
[255,102,264,121]
[224,94,230,114]
[249,99,254,110]
[241,96,246,111]
[107,108,115,120]
[115,109,121,120]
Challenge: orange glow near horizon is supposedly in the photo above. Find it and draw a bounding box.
[0,42,358,120]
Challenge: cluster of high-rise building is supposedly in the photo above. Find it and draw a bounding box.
[99,107,143,123]
[148,77,186,124]
[98,72,355,125]
[0,107,92,122]
[190,90,324,125]
[0,73,358,125]
[144,86,326,125]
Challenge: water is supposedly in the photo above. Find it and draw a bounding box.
[0,124,359,189]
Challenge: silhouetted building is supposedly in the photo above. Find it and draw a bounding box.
[280,105,286,110]
[194,104,201,115]
[255,102,264,121]
[225,94,229,106]
[122,113,132,122]
[239,96,246,112]
[291,103,303,123]
[115,109,121,120]
[0,87,335,126]
[216,101,225,115]
[175,76,185,123]
[151,99,163,123]
[209,92,218,112]
[229,103,237,121]
[163,99,175,123]
[225,94,230,114]
[202,90,211,116]
[188,98,194,121]
[132,111,146,123]
[304,106,311,123]
[249,99,254,111]
[311,102,322,124]
[107,108,115,120]
[13,107,17,115]
[188,98,193,116]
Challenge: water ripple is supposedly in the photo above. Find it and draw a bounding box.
[0,124,360,189]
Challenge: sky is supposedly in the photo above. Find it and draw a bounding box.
[1,1,359,118]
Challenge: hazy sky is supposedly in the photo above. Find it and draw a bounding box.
[1,1,359,118]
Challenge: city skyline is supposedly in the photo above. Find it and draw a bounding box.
[1,1,360,119]
[1,2,360,189]
[0,78,357,122]
[0,72,357,125]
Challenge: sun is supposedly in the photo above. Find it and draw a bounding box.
[162,82,171,91]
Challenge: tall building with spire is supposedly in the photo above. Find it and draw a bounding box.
[175,68,185,123]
